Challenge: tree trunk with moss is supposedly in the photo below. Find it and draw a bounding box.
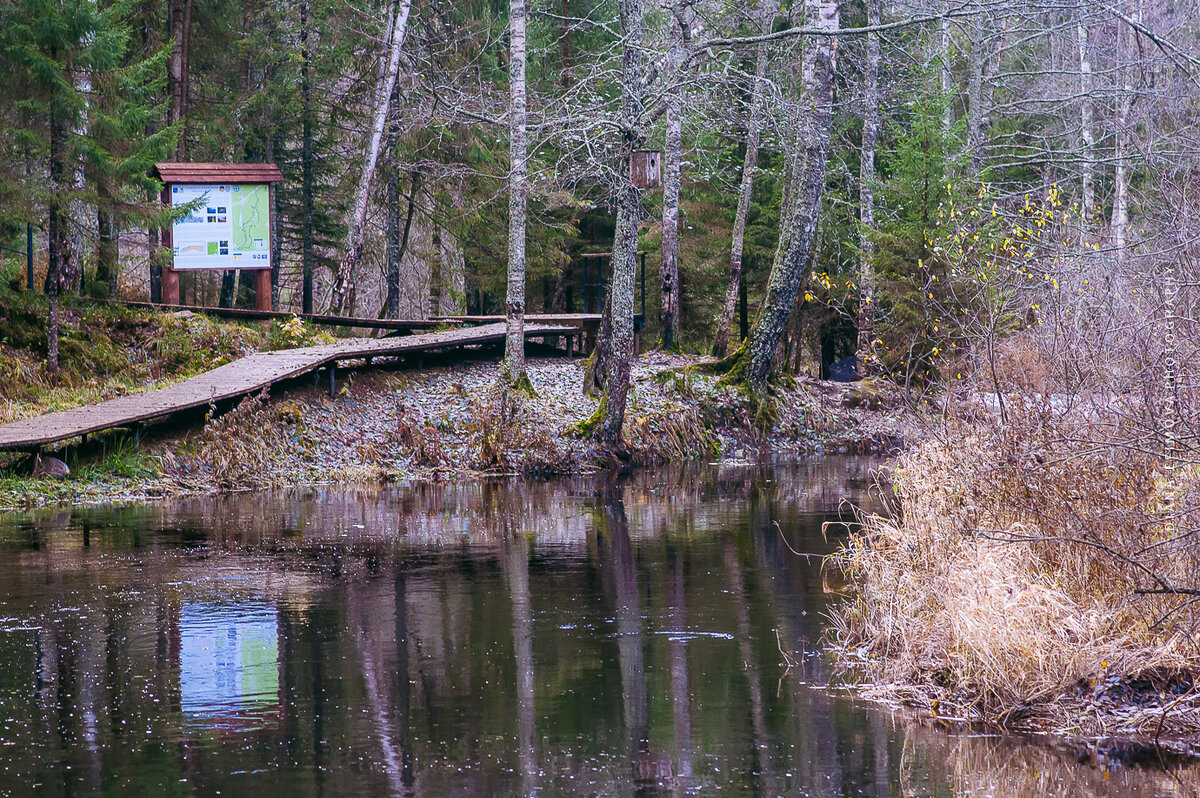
[593,0,646,444]
[730,0,837,393]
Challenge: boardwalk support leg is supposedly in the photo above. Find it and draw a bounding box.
[330,365,336,398]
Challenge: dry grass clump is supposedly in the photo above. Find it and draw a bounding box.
[830,398,1200,739]
[625,405,719,463]
[467,383,573,474]
[391,401,450,468]
[160,391,297,491]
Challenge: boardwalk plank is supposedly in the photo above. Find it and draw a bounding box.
[0,322,577,450]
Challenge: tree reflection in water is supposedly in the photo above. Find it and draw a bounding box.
[0,459,1196,796]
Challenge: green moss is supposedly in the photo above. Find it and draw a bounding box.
[573,394,607,437]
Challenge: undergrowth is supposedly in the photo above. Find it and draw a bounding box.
[830,335,1200,743]
[0,286,332,425]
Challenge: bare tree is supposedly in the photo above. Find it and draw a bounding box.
[723,0,839,393]
[595,0,649,443]
[658,0,692,351]
[712,2,772,359]
[505,0,530,385]
[856,0,881,376]
[330,0,414,314]
[1077,10,1095,247]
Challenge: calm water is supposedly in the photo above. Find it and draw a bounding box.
[0,458,1195,797]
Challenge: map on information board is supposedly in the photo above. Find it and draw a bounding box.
[171,183,271,270]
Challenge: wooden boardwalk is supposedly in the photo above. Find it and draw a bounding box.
[0,322,578,451]
[100,300,603,334]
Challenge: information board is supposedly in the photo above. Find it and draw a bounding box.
[171,183,271,270]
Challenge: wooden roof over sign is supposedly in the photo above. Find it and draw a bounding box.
[154,162,284,184]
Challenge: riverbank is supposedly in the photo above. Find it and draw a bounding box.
[829,400,1200,756]
[0,351,913,508]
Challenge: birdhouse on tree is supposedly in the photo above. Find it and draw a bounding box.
[630,150,662,189]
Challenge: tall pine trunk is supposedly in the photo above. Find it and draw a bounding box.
[595,0,647,444]
[96,201,119,298]
[855,0,880,376]
[387,171,419,318]
[381,79,405,320]
[735,0,838,392]
[300,0,315,314]
[504,0,529,384]
[712,8,769,359]
[330,0,413,314]
[47,101,67,374]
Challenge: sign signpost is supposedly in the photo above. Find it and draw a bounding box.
[154,163,284,311]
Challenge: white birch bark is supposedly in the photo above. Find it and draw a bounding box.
[712,3,770,359]
[504,0,529,383]
[856,0,881,376]
[1112,3,1137,267]
[1078,13,1095,246]
[940,2,953,132]
[330,0,413,314]
[658,0,690,351]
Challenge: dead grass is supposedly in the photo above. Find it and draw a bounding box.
[830,342,1200,743]
[159,391,298,491]
[467,383,573,474]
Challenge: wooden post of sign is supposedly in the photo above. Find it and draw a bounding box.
[160,184,181,305]
[254,268,272,311]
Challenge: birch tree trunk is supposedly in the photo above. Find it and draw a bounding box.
[735,0,838,393]
[658,0,690,351]
[940,2,953,132]
[965,14,985,175]
[965,10,1006,178]
[1078,14,1095,247]
[855,0,880,376]
[504,0,529,384]
[595,0,647,444]
[330,0,413,314]
[1112,5,1136,267]
[711,4,770,359]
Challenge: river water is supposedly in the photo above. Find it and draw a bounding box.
[0,458,1195,796]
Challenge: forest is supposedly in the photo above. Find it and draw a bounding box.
[4,0,1200,752]
[6,0,1195,397]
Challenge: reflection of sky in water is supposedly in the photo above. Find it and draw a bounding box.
[180,602,280,727]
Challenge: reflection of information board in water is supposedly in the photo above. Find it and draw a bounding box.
[171,183,271,270]
[179,601,280,728]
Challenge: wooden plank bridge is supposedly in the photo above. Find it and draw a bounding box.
[99,300,604,336]
[0,321,580,452]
